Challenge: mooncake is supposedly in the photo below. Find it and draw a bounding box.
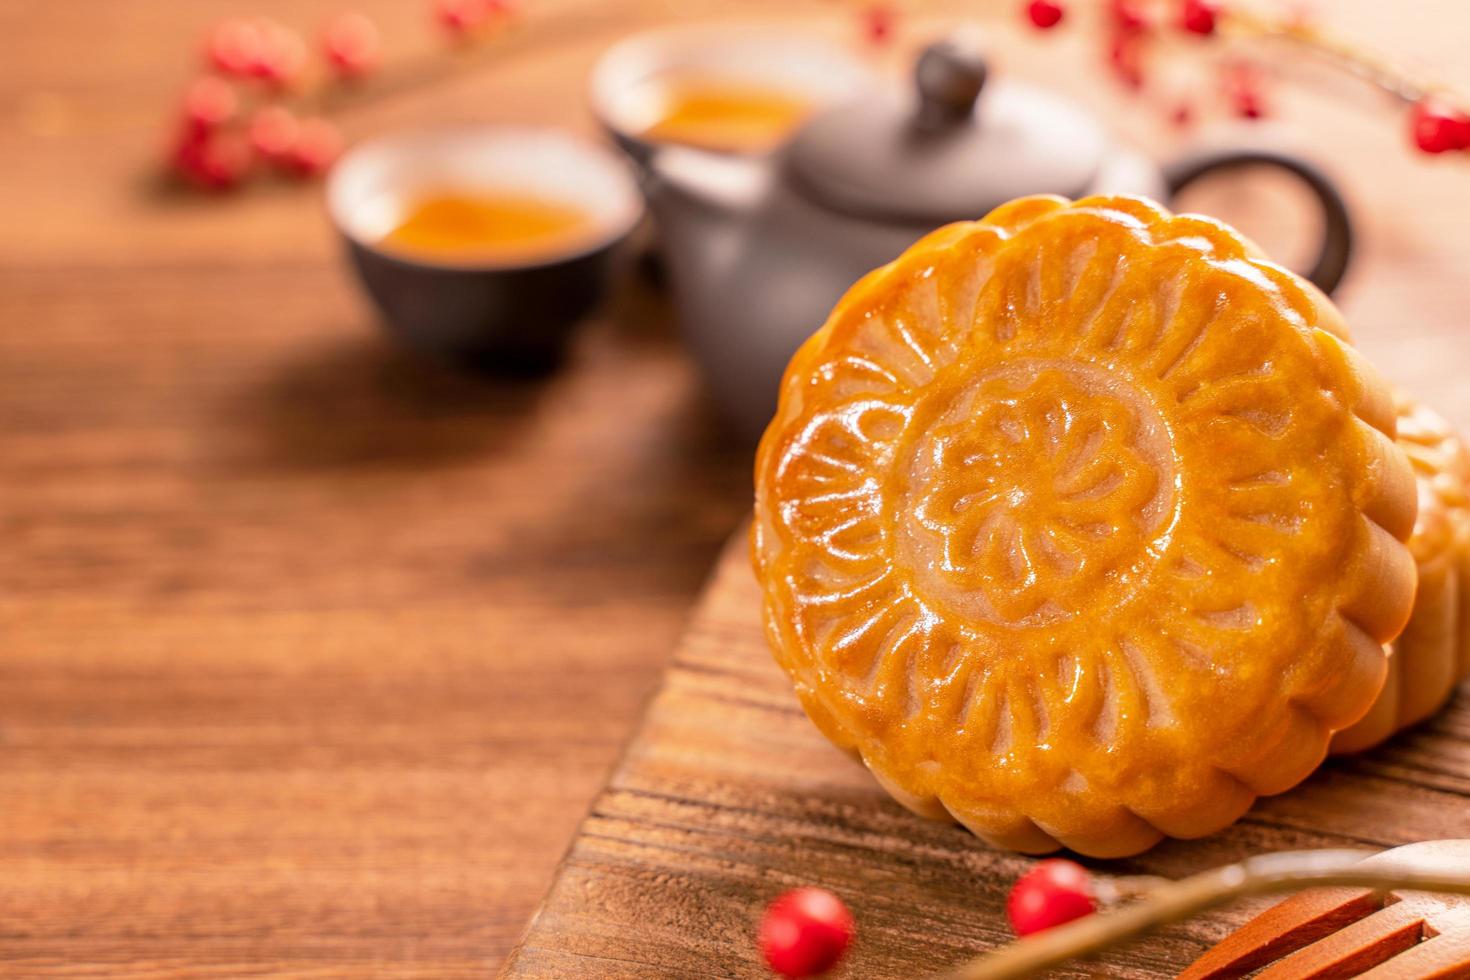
[1332,394,1470,754]
[752,195,1418,857]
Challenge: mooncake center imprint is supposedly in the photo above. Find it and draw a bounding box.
[898,359,1178,629]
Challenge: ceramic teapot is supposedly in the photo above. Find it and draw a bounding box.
[639,37,1353,440]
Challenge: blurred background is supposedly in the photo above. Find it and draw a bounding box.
[2,0,1468,975]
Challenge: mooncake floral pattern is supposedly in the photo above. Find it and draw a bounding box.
[903,363,1174,627]
[753,195,1416,857]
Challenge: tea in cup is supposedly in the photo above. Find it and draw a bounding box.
[327,126,643,372]
[377,190,603,265]
[590,24,874,160]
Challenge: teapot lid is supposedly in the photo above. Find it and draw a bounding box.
[786,36,1108,225]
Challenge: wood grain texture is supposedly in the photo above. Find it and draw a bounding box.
[502,531,1470,979]
[0,4,754,977]
[3,0,1470,977]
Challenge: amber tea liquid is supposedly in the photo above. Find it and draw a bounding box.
[639,78,813,154]
[378,191,599,264]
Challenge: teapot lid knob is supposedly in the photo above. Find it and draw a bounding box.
[785,29,1107,225]
[914,37,988,127]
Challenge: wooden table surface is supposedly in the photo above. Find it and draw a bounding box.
[1,1,1467,977]
[505,533,1470,978]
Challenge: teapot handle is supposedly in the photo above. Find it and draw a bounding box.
[1163,148,1353,296]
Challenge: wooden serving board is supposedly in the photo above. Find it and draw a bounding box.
[501,527,1470,979]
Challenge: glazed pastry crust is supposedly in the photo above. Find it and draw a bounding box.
[1331,394,1470,754]
[752,195,1417,857]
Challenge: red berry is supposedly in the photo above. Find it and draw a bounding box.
[1411,98,1470,154]
[1180,0,1221,35]
[1108,31,1147,90]
[1026,1,1065,29]
[322,12,381,78]
[1223,62,1267,120]
[758,887,854,979]
[1451,118,1470,150]
[248,106,301,163]
[435,0,490,34]
[249,19,308,86]
[282,117,343,177]
[174,131,253,191]
[181,76,237,136]
[1110,0,1151,33]
[1235,91,1265,119]
[205,19,265,77]
[1007,859,1097,937]
[861,4,896,45]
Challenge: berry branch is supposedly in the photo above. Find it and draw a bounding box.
[167,0,1470,193]
[937,849,1470,979]
[169,1,519,190]
[1021,0,1470,151]
[860,0,1470,154]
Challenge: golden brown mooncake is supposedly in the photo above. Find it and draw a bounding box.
[751,195,1418,857]
[1332,394,1470,754]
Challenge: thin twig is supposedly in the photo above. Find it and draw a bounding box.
[1220,5,1456,107]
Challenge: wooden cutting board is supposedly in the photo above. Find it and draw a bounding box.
[500,526,1470,979]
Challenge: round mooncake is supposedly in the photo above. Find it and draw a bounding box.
[752,195,1418,857]
[1332,394,1470,754]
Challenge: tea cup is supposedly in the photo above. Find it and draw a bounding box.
[327,125,644,372]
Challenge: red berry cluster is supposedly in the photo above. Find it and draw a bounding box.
[1025,0,1242,108]
[168,1,520,193]
[1019,0,1470,155]
[205,17,310,86]
[1024,0,1217,37]
[170,13,373,191]
[436,0,517,37]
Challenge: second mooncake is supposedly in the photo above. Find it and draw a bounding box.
[1332,393,1470,754]
[752,195,1418,857]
